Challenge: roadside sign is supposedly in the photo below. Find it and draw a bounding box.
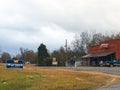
[52,57,57,66]
[52,61,58,65]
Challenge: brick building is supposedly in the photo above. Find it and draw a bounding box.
[80,39,120,66]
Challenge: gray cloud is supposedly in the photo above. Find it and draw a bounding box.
[0,0,120,55]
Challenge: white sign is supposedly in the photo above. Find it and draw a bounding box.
[52,57,57,65]
[100,44,109,49]
[52,62,58,65]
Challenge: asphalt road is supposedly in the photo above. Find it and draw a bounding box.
[75,67,120,76]
[98,83,120,90]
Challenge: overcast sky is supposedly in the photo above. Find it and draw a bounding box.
[0,0,120,55]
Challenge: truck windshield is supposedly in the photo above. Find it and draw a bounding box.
[6,60,14,63]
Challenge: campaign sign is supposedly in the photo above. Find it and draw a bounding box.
[6,59,24,68]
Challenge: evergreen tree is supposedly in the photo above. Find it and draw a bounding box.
[38,43,49,66]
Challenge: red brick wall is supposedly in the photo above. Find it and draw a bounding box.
[89,39,120,59]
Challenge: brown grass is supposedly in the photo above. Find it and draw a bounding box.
[0,64,120,90]
[24,68,120,90]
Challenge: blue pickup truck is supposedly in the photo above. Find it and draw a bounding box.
[6,59,24,68]
[106,59,120,67]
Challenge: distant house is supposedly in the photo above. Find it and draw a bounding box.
[75,39,120,67]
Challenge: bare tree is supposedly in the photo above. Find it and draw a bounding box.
[72,31,120,57]
[114,32,120,39]
[20,48,37,64]
[72,31,95,56]
[1,52,11,63]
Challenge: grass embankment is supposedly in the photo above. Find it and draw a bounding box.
[0,64,119,90]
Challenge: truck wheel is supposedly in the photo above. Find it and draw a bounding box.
[110,64,114,67]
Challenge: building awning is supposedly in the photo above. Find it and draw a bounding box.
[81,54,91,58]
[81,52,115,58]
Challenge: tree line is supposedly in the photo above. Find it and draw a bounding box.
[1,31,120,66]
[0,48,38,64]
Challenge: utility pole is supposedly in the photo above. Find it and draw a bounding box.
[65,39,68,52]
[65,39,68,66]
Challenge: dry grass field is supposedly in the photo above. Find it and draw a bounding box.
[0,64,120,90]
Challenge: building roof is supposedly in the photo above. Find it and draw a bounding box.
[81,52,115,58]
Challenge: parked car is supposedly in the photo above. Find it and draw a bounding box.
[6,59,24,68]
[106,59,120,67]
